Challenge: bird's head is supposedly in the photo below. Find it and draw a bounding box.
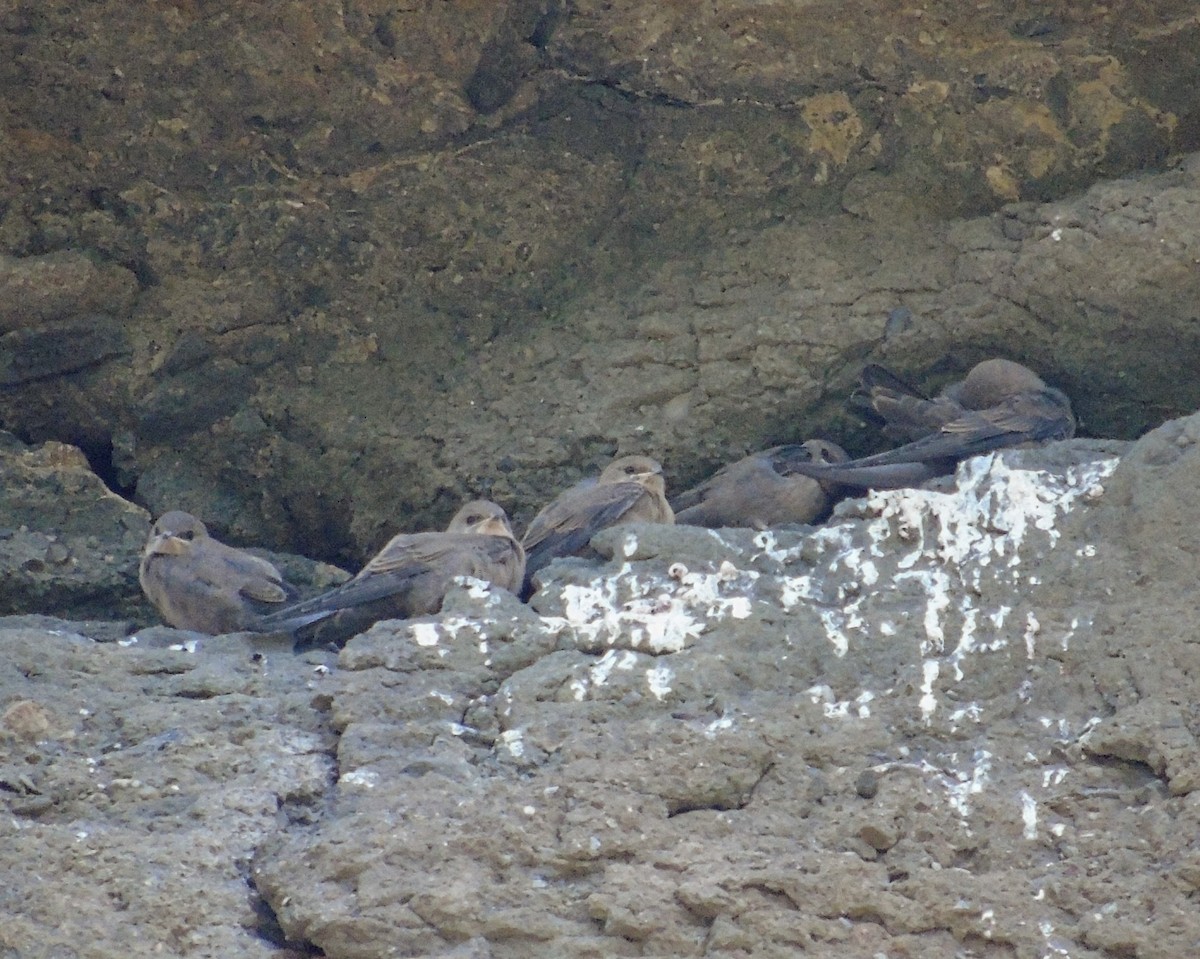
[804,439,849,465]
[957,359,1047,409]
[145,510,208,557]
[448,499,515,538]
[599,455,666,495]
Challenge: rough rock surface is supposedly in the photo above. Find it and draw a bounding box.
[1,2,1199,560]
[0,624,339,958]
[0,430,148,621]
[5,413,1200,957]
[3,6,1200,952]
[0,430,348,626]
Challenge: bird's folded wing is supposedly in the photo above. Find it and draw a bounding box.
[523,483,645,565]
[785,389,1075,483]
[361,531,478,577]
[852,365,969,443]
[856,363,930,401]
[251,565,428,632]
[207,549,293,605]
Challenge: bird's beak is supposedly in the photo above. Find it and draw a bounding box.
[638,468,665,489]
[147,532,189,557]
[479,517,513,538]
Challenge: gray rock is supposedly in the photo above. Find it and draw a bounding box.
[0,624,337,957]
[0,434,149,620]
[0,432,349,625]
[1,5,1199,952]
[1,1,1198,553]
[0,250,138,331]
[3,423,1200,955]
[235,429,1194,958]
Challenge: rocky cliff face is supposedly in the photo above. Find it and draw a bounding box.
[1,0,1198,561]
[4,424,1200,958]
[2,2,1200,956]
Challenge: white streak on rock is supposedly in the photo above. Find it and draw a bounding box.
[806,684,833,704]
[704,714,734,739]
[946,749,993,817]
[589,649,638,687]
[920,660,940,723]
[894,567,950,655]
[1024,610,1040,659]
[863,455,1117,575]
[1042,767,1068,788]
[556,559,754,653]
[818,608,851,657]
[779,574,818,610]
[499,729,524,758]
[1021,790,1038,839]
[752,530,799,563]
[949,605,980,680]
[948,704,982,728]
[340,769,378,789]
[823,690,875,719]
[463,577,492,599]
[646,663,673,700]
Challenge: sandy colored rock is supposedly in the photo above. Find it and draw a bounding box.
[0,432,348,627]
[0,432,150,620]
[0,2,1197,560]
[2,423,1200,956]
[0,625,339,958]
[1,7,1200,951]
[237,434,1173,959]
[0,250,138,331]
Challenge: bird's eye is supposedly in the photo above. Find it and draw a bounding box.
[179,530,195,541]
[624,464,638,474]
[466,514,483,525]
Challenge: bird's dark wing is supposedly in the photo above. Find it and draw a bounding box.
[856,363,930,402]
[851,363,975,444]
[523,482,647,574]
[781,388,1076,489]
[768,443,849,476]
[183,540,294,606]
[852,387,1075,465]
[251,533,524,636]
[250,565,428,633]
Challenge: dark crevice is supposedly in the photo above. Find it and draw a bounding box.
[574,75,704,111]
[77,435,136,499]
[0,424,137,499]
[667,801,740,817]
[666,762,775,817]
[244,870,325,955]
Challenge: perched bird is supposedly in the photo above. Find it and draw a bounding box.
[672,440,849,529]
[139,510,298,634]
[254,499,525,647]
[854,358,1053,443]
[788,359,1076,489]
[521,454,674,594]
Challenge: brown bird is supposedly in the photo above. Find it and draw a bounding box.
[254,499,525,647]
[855,358,1053,443]
[672,440,849,529]
[521,454,674,595]
[139,510,298,634]
[789,359,1076,490]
